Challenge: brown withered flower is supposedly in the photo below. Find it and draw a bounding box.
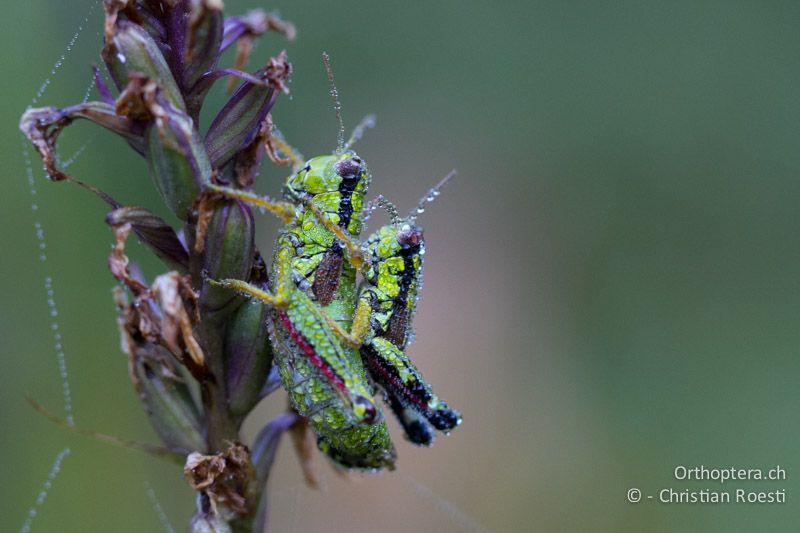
[20,1,302,530]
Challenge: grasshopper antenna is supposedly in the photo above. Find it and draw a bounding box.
[408,169,457,224]
[362,194,401,226]
[322,52,346,153]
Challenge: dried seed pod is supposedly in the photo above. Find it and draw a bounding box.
[184,0,225,91]
[196,198,255,312]
[132,345,207,454]
[184,443,254,521]
[103,18,186,111]
[144,83,212,220]
[224,281,274,417]
[116,287,206,454]
[188,494,234,533]
[204,53,291,169]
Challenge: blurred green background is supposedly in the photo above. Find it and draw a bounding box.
[2,1,800,531]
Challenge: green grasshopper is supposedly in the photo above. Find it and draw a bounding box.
[211,149,396,470]
[215,168,462,462]
[328,173,462,446]
[212,243,394,470]
[212,56,397,470]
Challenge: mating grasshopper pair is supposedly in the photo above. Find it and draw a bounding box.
[210,94,461,471]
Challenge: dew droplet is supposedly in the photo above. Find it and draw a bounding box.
[19,448,70,533]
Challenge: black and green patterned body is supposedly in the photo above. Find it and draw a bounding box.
[269,153,396,470]
[358,222,462,445]
[266,287,394,470]
[283,152,369,306]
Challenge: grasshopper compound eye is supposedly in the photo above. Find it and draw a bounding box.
[354,395,378,424]
[397,226,423,249]
[334,157,363,182]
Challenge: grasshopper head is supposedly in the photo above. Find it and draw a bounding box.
[365,221,426,299]
[284,151,370,198]
[360,169,454,290]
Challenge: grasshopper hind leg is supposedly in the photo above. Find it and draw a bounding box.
[361,337,462,435]
[386,392,435,447]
